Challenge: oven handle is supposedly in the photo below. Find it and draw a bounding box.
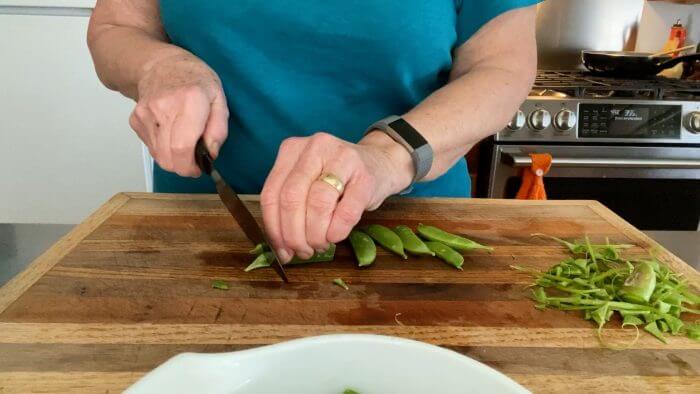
[502,152,700,169]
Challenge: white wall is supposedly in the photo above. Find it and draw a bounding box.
[636,2,700,52]
[0,11,146,224]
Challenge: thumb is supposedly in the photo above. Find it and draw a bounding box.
[203,94,229,159]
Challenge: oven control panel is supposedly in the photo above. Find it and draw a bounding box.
[497,98,700,144]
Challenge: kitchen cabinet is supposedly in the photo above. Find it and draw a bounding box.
[0,12,147,224]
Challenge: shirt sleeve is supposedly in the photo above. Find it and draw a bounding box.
[455,0,541,47]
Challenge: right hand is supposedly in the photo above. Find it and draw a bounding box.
[130,54,229,177]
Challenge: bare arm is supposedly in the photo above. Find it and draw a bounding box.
[88,0,178,99]
[362,6,538,187]
[87,0,229,175]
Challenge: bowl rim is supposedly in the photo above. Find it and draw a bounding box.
[137,334,528,393]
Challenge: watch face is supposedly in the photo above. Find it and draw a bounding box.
[389,118,428,148]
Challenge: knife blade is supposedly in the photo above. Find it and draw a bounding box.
[194,139,288,282]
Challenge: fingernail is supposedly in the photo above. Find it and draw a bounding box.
[298,248,314,260]
[208,141,220,158]
[277,248,291,263]
[315,248,326,254]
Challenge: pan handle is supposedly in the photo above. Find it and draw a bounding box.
[658,52,700,70]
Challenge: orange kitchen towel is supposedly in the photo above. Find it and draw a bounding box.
[516,153,552,200]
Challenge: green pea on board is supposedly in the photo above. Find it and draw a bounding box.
[417,223,493,252]
[364,224,407,259]
[244,245,336,272]
[288,243,336,265]
[349,230,376,267]
[425,241,464,270]
[393,225,434,256]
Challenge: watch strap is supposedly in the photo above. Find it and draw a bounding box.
[365,115,433,186]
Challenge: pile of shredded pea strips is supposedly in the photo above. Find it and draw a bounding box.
[513,234,700,346]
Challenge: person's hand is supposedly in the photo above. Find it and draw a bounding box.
[129,54,229,177]
[260,131,414,262]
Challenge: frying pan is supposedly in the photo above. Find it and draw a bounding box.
[582,50,700,78]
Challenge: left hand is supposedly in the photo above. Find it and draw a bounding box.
[260,131,413,262]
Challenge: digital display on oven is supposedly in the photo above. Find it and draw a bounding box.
[579,104,682,139]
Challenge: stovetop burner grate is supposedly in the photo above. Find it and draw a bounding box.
[533,70,700,100]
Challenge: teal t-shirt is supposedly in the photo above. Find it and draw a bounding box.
[156,0,538,197]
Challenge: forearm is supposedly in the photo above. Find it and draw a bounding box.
[88,28,186,99]
[87,0,195,100]
[360,6,536,189]
[404,63,535,179]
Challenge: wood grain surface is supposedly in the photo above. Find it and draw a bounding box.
[0,192,698,393]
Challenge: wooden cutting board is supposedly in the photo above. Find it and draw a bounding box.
[0,192,698,393]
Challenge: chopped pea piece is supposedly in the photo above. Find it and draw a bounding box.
[644,322,667,343]
[333,278,349,290]
[245,252,273,272]
[686,323,700,340]
[211,280,229,290]
[343,389,360,394]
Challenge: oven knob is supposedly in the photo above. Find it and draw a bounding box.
[528,109,551,131]
[686,112,700,134]
[554,109,577,131]
[507,110,526,130]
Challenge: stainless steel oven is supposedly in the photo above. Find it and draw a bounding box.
[488,145,700,230]
[480,71,700,230]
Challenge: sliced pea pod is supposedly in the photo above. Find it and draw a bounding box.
[393,225,434,256]
[417,223,493,252]
[248,243,269,255]
[364,224,407,259]
[244,252,273,272]
[211,279,230,290]
[619,261,656,304]
[425,241,464,270]
[349,230,376,267]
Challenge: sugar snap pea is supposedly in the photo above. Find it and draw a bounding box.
[393,225,434,256]
[288,243,337,264]
[425,241,464,270]
[364,224,407,259]
[244,244,336,272]
[349,230,376,267]
[417,223,493,252]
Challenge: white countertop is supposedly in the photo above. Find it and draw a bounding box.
[0,1,95,7]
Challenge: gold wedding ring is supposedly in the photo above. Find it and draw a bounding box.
[319,173,345,195]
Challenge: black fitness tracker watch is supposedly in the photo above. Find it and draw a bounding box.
[365,115,433,193]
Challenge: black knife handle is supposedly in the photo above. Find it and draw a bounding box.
[194,139,214,175]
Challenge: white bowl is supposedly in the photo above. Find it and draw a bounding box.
[126,334,528,394]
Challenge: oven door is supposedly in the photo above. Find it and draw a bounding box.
[489,145,700,230]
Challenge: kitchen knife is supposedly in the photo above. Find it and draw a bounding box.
[194,139,289,282]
